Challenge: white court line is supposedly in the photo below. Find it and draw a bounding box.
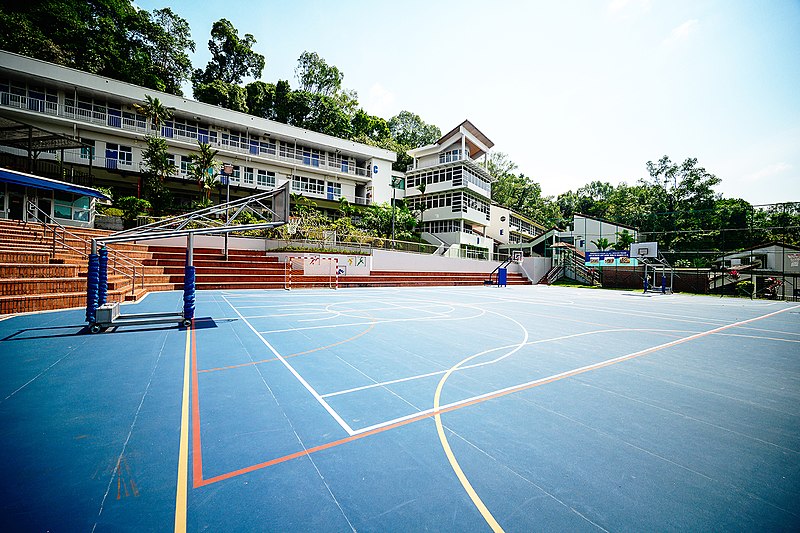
[322,328,693,398]
[221,294,356,436]
[715,333,800,343]
[350,304,800,436]
[259,308,486,335]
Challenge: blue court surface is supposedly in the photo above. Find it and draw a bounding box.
[0,286,798,531]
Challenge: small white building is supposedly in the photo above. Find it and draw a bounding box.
[715,242,800,273]
[558,213,638,254]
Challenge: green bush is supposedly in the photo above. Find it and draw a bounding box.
[736,280,754,297]
[103,208,124,217]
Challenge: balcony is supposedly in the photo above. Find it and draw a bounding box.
[0,91,372,180]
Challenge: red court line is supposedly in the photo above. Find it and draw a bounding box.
[192,303,799,488]
[191,325,205,488]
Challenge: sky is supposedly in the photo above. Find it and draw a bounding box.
[134,0,800,205]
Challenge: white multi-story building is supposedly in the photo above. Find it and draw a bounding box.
[0,50,396,225]
[404,120,496,256]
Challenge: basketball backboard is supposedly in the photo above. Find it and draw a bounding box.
[630,242,658,259]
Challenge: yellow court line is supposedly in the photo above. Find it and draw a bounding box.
[174,325,191,533]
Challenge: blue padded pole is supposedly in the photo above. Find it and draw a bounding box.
[86,253,99,323]
[183,235,196,320]
[661,272,666,294]
[97,247,109,306]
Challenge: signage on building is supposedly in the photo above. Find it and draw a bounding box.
[586,250,638,267]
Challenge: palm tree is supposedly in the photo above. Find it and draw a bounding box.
[188,142,220,205]
[592,237,611,251]
[134,95,173,135]
[416,181,427,229]
[613,229,635,251]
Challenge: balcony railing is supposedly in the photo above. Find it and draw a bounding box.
[1,90,371,179]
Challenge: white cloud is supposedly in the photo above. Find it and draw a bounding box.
[662,19,699,48]
[745,162,792,182]
[363,83,396,117]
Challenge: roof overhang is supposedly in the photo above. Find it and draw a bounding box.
[0,167,110,200]
[437,120,494,159]
[0,115,90,152]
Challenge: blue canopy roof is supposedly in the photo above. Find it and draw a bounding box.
[0,167,110,200]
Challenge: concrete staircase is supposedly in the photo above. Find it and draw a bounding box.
[0,219,170,314]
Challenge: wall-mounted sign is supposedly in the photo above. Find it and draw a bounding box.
[586,250,638,267]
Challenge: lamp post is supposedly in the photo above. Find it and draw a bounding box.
[390,176,400,246]
[221,163,233,259]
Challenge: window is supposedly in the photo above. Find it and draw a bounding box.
[257,169,275,187]
[244,167,254,185]
[326,182,342,200]
[260,140,277,156]
[53,192,91,222]
[180,155,192,176]
[439,149,466,164]
[291,176,325,195]
[301,147,321,167]
[118,145,132,167]
[231,165,241,183]
[80,139,95,160]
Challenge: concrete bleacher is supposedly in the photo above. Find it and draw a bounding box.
[145,246,531,290]
[0,220,530,315]
[0,219,171,314]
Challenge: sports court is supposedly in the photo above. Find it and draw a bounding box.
[1,285,798,531]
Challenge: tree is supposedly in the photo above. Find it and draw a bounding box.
[193,80,248,113]
[592,237,611,251]
[612,229,635,251]
[134,95,173,134]
[415,182,428,227]
[0,2,193,96]
[140,135,175,215]
[245,81,275,118]
[294,51,343,97]
[351,110,390,143]
[188,142,221,205]
[193,19,264,86]
[388,111,441,148]
[643,156,722,250]
[145,8,195,96]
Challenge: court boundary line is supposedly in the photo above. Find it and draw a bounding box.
[221,294,355,435]
[189,299,798,488]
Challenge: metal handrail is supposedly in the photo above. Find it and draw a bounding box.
[25,201,146,296]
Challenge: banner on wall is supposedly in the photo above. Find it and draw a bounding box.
[585,250,638,267]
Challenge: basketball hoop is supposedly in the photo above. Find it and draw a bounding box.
[511,250,524,264]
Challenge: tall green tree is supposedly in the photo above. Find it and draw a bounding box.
[388,111,441,148]
[145,8,195,96]
[642,156,721,250]
[294,51,343,97]
[192,18,265,109]
[0,1,194,95]
[193,81,248,113]
[192,18,264,86]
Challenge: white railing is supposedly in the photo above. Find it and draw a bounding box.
[1,90,371,179]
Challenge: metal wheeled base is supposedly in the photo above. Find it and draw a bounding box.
[88,303,190,333]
